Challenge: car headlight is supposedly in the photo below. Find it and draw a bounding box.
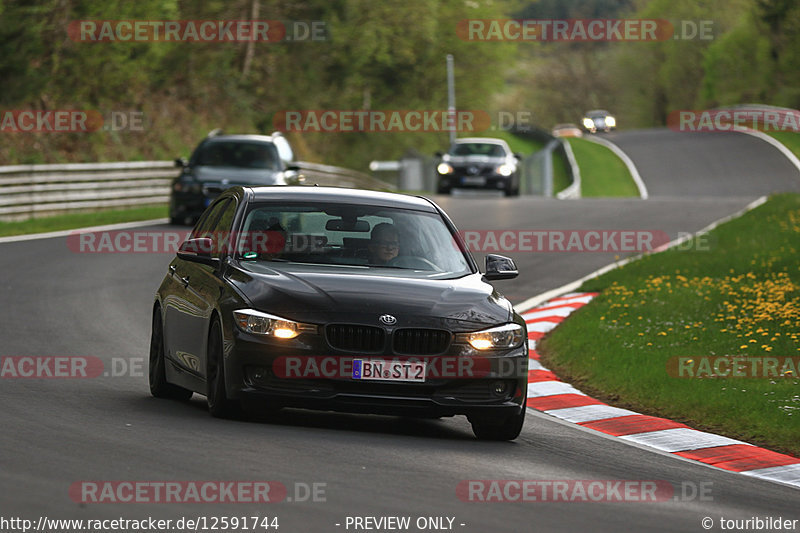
[582,117,594,129]
[437,163,454,175]
[456,323,524,350]
[495,164,514,177]
[605,116,616,128]
[233,309,317,339]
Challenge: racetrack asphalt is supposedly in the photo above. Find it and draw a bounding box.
[1,128,798,532]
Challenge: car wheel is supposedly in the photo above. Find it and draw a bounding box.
[149,308,193,401]
[206,317,240,418]
[470,405,526,441]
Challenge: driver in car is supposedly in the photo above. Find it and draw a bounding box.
[368,223,400,265]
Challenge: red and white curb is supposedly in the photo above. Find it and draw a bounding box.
[522,292,800,490]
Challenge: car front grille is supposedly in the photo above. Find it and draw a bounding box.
[452,164,493,176]
[393,328,451,355]
[326,324,385,352]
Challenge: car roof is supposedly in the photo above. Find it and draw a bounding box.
[450,137,511,152]
[585,110,611,115]
[453,137,508,145]
[204,134,278,144]
[245,186,438,212]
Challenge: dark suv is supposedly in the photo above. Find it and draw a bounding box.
[436,138,521,196]
[169,131,299,225]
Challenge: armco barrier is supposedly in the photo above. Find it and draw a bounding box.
[511,126,580,198]
[0,160,394,221]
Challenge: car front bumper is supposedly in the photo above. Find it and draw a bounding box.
[225,334,528,418]
[438,174,514,192]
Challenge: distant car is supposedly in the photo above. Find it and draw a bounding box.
[581,110,616,133]
[150,186,528,440]
[436,138,521,197]
[552,123,583,138]
[169,131,300,225]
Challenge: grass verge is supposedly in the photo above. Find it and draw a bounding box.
[539,193,800,456]
[495,130,545,156]
[568,137,639,197]
[766,131,800,159]
[552,147,571,195]
[0,205,168,238]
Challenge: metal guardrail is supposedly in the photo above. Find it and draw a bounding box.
[295,161,395,191]
[511,127,580,198]
[555,139,581,199]
[0,161,176,220]
[0,160,394,221]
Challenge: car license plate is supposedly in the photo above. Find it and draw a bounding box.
[462,176,486,186]
[352,359,426,382]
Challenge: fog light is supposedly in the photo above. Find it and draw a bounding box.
[492,380,508,396]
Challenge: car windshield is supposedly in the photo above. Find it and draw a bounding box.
[449,143,506,157]
[195,141,281,170]
[235,202,472,278]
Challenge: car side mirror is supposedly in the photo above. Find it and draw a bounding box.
[513,153,523,160]
[284,164,305,185]
[177,238,220,267]
[434,151,443,158]
[175,157,188,168]
[484,254,518,280]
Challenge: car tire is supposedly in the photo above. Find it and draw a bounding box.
[206,317,241,418]
[470,405,526,441]
[149,309,193,401]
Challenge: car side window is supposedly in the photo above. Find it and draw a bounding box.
[210,198,238,258]
[191,198,230,239]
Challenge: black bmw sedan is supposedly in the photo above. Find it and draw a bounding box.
[150,186,528,440]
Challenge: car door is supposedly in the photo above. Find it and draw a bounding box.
[163,198,230,376]
[190,196,239,381]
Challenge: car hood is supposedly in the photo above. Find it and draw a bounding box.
[193,166,285,185]
[227,263,513,330]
